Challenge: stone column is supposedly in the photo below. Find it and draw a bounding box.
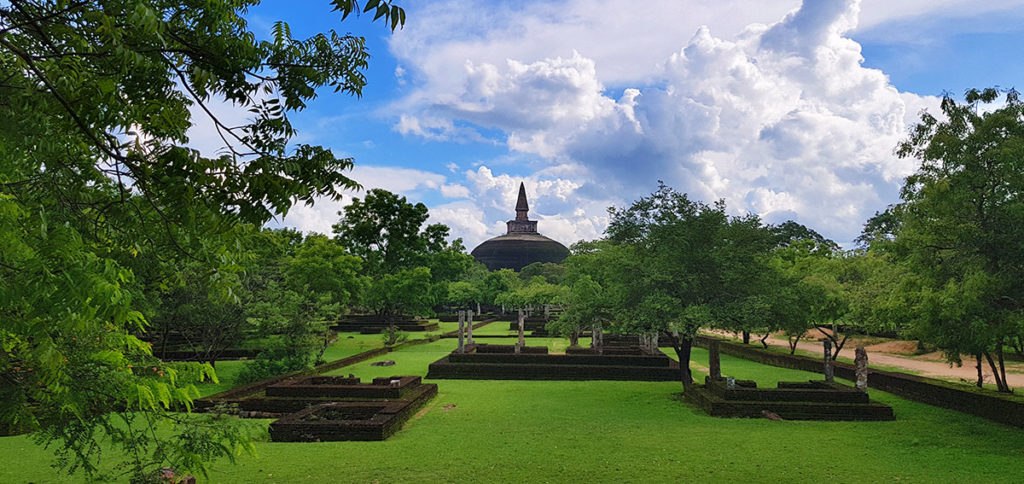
[516,309,525,354]
[467,309,474,344]
[593,325,603,354]
[457,310,465,353]
[544,304,550,320]
[823,339,834,382]
[708,340,721,380]
[855,346,868,391]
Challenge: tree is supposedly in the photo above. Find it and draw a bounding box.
[333,189,466,277]
[520,262,567,285]
[550,275,611,347]
[885,88,1024,392]
[444,281,482,311]
[603,184,776,390]
[0,0,405,478]
[481,268,521,311]
[361,266,434,320]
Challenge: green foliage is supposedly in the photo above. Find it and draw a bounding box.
[380,326,408,347]
[332,189,470,318]
[0,0,403,478]
[332,189,469,278]
[884,88,1024,391]
[519,262,567,284]
[494,276,567,310]
[481,268,521,307]
[362,266,435,318]
[237,229,361,382]
[548,274,610,344]
[444,281,482,309]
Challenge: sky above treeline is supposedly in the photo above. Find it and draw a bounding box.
[186,0,1024,249]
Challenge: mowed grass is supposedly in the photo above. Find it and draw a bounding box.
[3,337,1023,483]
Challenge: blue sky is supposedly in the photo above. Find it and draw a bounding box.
[188,0,1024,249]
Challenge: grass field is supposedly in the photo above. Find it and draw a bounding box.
[3,335,1023,483]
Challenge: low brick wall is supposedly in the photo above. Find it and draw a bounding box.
[695,335,1024,428]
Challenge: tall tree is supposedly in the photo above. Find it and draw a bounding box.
[887,88,1024,392]
[0,0,405,478]
[603,184,776,390]
[332,189,466,277]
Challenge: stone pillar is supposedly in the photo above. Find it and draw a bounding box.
[708,340,721,380]
[457,310,465,353]
[855,346,868,391]
[467,309,474,344]
[516,309,525,354]
[593,325,603,354]
[823,339,834,382]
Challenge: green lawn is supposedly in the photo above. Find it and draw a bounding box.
[3,337,1023,483]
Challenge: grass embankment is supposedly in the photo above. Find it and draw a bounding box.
[3,337,1023,483]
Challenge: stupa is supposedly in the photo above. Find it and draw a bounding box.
[470,183,570,271]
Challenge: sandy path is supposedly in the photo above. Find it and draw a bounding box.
[733,331,1024,388]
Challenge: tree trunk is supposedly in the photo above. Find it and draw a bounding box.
[997,344,1011,393]
[742,331,750,345]
[983,351,1010,393]
[788,334,801,355]
[568,328,580,347]
[834,334,848,360]
[975,354,984,388]
[666,332,693,391]
[759,333,770,349]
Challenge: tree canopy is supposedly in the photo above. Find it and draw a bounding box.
[0,0,405,478]
[882,88,1024,392]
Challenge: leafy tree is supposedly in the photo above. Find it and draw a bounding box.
[444,281,482,311]
[481,268,521,311]
[520,262,567,285]
[603,183,776,390]
[148,262,248,367]
[770,240,846,355]
[361,266,434,320]
[550,275,611,346]
[333,189,467,277]
[237,229,362,382]
[886,88,1024,392]
[0,0,404,478]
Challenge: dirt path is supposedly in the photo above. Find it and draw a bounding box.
[735,331,1024,388]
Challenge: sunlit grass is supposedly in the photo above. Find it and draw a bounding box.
[4,337,1022,483]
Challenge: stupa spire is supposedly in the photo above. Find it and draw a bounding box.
[515,182,529,221]
[506,182,538,235]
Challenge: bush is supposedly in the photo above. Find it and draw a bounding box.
[381,326,408,347]
[235,350,311,385]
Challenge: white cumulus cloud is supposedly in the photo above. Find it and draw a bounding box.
[388,0,946,245]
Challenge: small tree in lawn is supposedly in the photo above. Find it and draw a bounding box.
[549,275,609,347]
[362,267,434,345]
